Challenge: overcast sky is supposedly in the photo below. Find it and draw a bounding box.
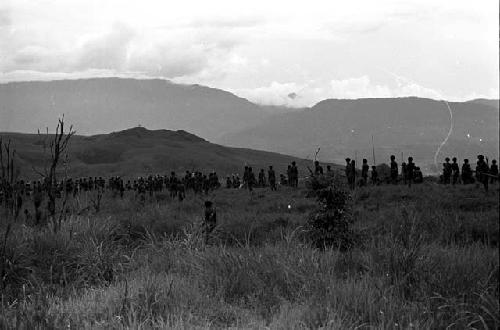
[0,0,498,106]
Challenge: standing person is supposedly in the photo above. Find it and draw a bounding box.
[326,165,334,176]
[475,157,481,184]
[476,155,489,191]
[119,179,125,199]
[195,172,203,194]
[443,157,452,184]
[361,159,369,185]
[314,161,323,175]
[233,174,241,188]
[203,201,217,244]
[349,160,356,190]
[371,165,379,185]
[461,159,473,184]
[401,162,407,185]
[258,169,266,187]
[345,158,351,186]
[290,161,299,187]
[138,180,146,204]
[406,157,415,187]
[413,167,424,183]
[390,155,398,184]
[440,163,447,184]
[202,175,210,195]
[268,166,277,191]
[451,157,460,185]
[247,167,256,192]
[286,165,292,186]
[169,172,178,199]
[490,159,498,183]
[243,166,249,189]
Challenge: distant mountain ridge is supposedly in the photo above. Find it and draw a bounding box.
[0,78,268,141]
[220,97,499,173]
[466,98,499,109]
[1,78,498,174]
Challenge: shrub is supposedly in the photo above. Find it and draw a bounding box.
[305,175,355,250]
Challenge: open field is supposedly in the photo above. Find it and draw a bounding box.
[1,180,499,329]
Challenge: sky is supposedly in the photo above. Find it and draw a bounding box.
[0,0,498,107]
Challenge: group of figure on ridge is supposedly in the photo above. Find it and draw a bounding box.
[439,155,498,191]
[341,154,498,191]
[342,155,424,190]
[224,161,299,192]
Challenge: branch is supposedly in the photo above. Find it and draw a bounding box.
[0,137,4,179]
[32,166,46,178]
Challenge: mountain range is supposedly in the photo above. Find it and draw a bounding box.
[221,97,499,172]
[0,78,268,141]
[1,78,498,173]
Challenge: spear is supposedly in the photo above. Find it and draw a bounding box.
[371,134,376,165]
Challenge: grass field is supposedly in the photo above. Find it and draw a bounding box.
[1,181,498,329]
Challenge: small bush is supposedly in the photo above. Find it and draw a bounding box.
[305,175,355,250]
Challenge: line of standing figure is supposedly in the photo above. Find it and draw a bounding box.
[343,155,424,190]
[439,155,498,191]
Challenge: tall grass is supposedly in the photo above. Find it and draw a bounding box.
[0,183,498,328]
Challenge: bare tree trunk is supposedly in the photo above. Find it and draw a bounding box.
[35,117,75,224]
[0,138,19,219]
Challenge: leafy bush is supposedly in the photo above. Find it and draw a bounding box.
[305,175,355,250]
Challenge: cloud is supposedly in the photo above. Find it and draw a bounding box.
[127,26,243,79]
[188,16,265,29]
[128,42,209,78]
[1,20,244,80]
[232,76,446,107]
[2,23,135,74]
[323,19,387,36]
[232,81,310,107]
[76,22,135,71]
[0,0,497,103]
[12,46,50,66]
[0,8,11,27]
[5,46,71,73]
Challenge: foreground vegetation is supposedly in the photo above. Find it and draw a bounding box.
[1,181,498,329]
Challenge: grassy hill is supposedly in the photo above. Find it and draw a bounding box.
[221,97,500,173]
[0,126,324,179]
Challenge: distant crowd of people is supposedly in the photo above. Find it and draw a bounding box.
[224,162,300,192]
[439,155,498,191]
[341,154,498,191]
[340,155,424,189]
[1,153,498,223]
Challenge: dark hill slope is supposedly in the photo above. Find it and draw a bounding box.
[0,127,320,179]
[0,78,267,141]
[221,97,499,172]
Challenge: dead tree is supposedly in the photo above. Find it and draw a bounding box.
[34,117,75,218]
[0,138,21,219]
